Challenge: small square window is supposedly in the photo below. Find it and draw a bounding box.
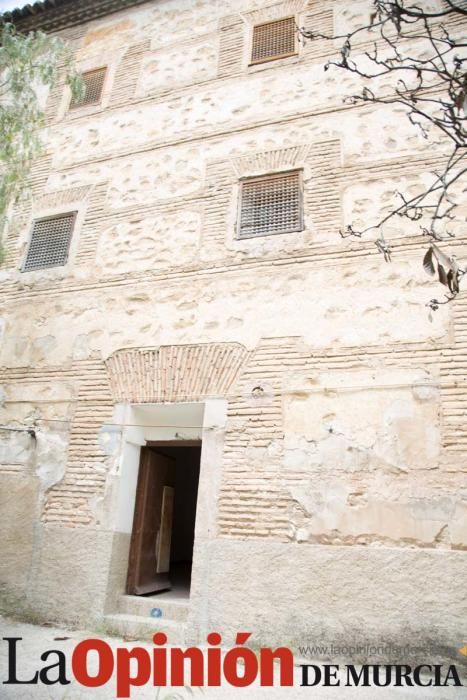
[69,67,106,109]
[238,170,303,239]
[251,17,297,65]
[23,213,76,272]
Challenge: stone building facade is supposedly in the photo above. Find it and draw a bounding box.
[0,0,466,654]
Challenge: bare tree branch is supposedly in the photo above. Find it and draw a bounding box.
[300,0,467,307]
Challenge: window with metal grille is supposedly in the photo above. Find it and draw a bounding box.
[23,213,76,272]
[238,170,303,239]
[69,67,106,109]
[251,17,297,65]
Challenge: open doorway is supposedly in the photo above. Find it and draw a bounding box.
[126,441,201,598]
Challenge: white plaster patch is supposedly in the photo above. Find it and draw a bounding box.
[0,431,34,469]
[284,368,441,471]
[35,430,70,491]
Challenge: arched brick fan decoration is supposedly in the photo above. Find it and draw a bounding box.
[105,343,251,403]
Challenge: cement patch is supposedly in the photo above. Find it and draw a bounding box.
[197,538,467,661]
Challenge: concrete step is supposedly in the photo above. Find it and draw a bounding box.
[103,613,185,644]
[117,594,189,623]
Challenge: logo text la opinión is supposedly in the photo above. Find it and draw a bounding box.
[3,634,463,697]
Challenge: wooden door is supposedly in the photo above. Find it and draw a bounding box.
[126,447,176,595]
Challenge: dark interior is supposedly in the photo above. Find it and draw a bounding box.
[149,444,201,595]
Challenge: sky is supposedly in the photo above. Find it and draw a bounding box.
[0,0,23,10]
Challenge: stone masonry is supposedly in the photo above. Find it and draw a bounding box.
[0,0,466,655]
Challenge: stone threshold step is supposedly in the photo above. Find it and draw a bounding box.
[118,594,189,623]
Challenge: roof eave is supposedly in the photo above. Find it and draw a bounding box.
[2,0,149,33]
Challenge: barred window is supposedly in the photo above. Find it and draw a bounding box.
[69,67,106,109]
[237,170,303,239]
[23,213,76,272]
[251,17,297,65]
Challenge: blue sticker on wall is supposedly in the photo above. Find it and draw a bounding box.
[150,607,162,618]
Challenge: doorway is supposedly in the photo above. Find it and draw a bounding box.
[126,441,201,597]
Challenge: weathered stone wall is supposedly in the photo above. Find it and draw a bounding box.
[0,0,466,648]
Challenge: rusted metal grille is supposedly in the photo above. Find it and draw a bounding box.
[23,213,76,271]
[251,17,296,64]
[69,67,106,109]
[238,170,303,239]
